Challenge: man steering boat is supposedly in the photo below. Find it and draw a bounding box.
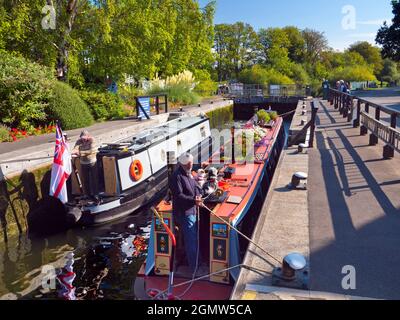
[72,130,100,203]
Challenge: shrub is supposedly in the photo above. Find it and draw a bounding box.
[47,82,94,130]
[0,50,54,130]
[257,109,271,124]
[79,90,128,121]
[194,80,218,97]
[289,64,310,84]
[119,84,144,107]
[146,70,200,106]
[238,65,294,85]
[329,66,376,82]
[270,111,279,121]
[147,83,200,106]
[0,124,10,142]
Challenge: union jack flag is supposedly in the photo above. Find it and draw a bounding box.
[49,122,72,204]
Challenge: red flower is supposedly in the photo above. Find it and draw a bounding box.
[11,128,18,133]
[21,131,27,136]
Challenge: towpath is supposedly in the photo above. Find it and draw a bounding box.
[233,90,400,300]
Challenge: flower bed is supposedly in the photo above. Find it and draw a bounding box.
[0,124,56,143]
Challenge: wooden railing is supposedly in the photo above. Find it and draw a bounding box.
[135,94,168,120]
[288,99,319,148]
[329,89,400,159]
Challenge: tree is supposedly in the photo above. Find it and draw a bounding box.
[238,65,293,85]
[378,59,400,85]
[302,28,328,65]
[376,0,400,61]
[0,0,92,81]
[282,26,306,63]
[0,0,216,85]
[329,65,376,82]
[343,51,369,67]
[348,41,383,76]
[258,28,291,74]
[214,22,258,81]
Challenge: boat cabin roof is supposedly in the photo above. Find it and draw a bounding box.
[99,115,207,153]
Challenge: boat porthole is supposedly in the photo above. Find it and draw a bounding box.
[130,160,144,182]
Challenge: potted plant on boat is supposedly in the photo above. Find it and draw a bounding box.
[256,109,276,128]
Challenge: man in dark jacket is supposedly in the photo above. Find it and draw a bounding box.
[170,153,202,272]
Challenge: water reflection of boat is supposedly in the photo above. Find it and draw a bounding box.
[66,113,212,226]
[135,114,286,300]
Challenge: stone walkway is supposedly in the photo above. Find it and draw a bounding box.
[233,97,400,300]
[309,100,400,300]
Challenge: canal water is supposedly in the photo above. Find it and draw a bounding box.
[0,120,291,300]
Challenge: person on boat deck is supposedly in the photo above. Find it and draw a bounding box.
[72,130,99,201]
[170,153,203,272]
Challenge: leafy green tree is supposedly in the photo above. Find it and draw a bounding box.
[329,66,376,82]
[0,50,54,129]
[378,58,400,85]
[288,63,310,84]
[238,65,293,85]
[282,26,306,63]
[348,41,383,76]
[302,28,328,65]
[343,51,369,66]
[214,22,258,81]
[258,28,291,74]
[0,0,216,85]
[376,0,400,61]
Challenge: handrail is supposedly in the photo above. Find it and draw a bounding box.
[360,112,400,153]
[135,94,168,119]
[328,88,399,159]
[288,99,319,147]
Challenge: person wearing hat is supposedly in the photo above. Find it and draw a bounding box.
[170,153,203,272]
[72,130,99,201]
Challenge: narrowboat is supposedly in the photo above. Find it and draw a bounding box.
[134,113,286,300]
[65,113,212,226]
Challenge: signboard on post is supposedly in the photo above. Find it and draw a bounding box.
[137,97,151,120]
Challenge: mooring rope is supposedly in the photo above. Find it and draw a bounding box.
[147,202,282,301]
[202,204,282,265]
[279,109,297,118]
[148,263,273,300]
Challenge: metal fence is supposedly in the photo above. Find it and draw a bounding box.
[224,83,306,99]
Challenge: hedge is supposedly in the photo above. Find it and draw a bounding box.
[47,82,94,130]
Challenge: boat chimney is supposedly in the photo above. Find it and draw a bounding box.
[165,152,177,202]
[231,126,236,165]
[167,151,177,178]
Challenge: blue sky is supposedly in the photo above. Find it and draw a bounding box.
[199,0,394,51]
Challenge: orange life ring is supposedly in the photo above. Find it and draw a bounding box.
[130,160,144,181]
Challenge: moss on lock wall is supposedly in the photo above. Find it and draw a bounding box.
[0,165,52,244]
[206,104,234,129]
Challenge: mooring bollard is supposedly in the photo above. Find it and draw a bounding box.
[272,253,309,290]
[298,143,308,154]
[288,172,308,190]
